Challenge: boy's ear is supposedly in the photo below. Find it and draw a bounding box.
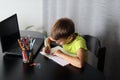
[69,36,73,41]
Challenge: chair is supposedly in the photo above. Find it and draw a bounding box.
[82,35,106,72]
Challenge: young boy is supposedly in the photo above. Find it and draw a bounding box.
[43,18,88,68]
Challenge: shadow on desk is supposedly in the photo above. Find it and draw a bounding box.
[3,54,21,74]
[35,54,105,80]
[64,63,105,80]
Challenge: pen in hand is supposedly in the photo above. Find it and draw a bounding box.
[44,39,51,54]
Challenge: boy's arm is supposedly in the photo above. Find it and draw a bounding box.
[45,37,51,47]
[53,48,85,68]
[43,37,55,54]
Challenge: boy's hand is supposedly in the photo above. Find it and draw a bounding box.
[52,49,63,56]
[43,37,51,54]
[42,46,51,54]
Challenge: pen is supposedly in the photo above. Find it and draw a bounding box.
[18,39,28,62]
[18,39,25,51]
[32,38,36,46]
[28,38,36,61]
[44,39,49,49]
[30,38,36,50]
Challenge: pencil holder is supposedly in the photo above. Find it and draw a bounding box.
[18,37,36,64]
[22,49,33,64]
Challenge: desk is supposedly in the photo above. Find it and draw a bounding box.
[0,31,105,80]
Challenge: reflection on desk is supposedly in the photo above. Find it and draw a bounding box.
[0,53,105,80]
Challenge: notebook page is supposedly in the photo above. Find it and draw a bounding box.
[40,46,71,66]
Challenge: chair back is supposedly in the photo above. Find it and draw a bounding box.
[82,35,106,72]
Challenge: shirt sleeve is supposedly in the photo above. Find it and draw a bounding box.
[76,37,88,51]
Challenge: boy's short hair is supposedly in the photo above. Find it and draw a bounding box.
[50,18,75,40]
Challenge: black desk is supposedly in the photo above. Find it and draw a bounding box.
[0,31,105,80]
[0,54,105,80]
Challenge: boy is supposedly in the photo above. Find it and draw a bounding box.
[43,18,88,68]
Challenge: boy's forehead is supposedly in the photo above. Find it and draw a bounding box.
[56,38,66,42]
[50,37,65,41]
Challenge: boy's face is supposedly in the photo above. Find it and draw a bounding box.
[54,38,67,46]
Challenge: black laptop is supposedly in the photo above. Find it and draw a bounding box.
[0,14,44,58]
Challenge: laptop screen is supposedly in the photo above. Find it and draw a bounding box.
[0,14,20,53]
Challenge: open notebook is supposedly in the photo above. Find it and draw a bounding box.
[40,46,76,66]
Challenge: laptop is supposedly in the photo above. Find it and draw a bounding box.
[0,14,44,58]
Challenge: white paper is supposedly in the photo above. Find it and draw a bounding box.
[50,46,76,56]
[40,46,70,66]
